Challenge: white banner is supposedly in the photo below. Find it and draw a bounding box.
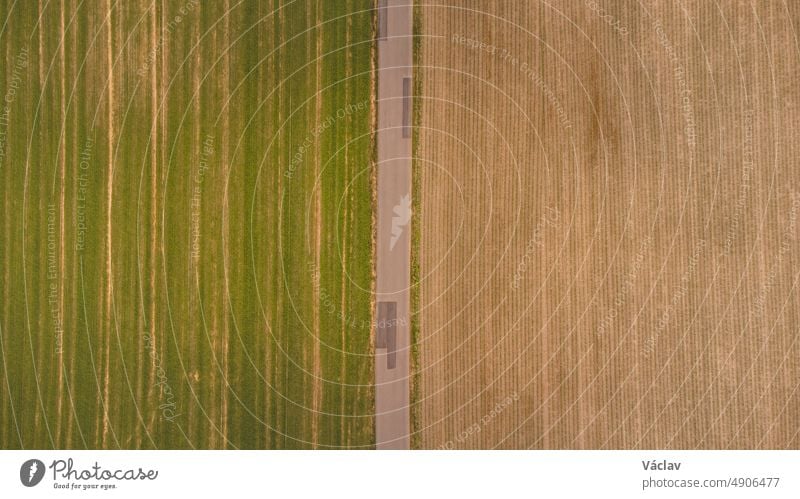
[0,451,797,498]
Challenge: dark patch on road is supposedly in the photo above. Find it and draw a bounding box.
[402,77,412,138]
[377,301,397,369]
[378,0,388,41]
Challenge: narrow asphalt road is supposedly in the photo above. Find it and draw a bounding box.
[375,0,413,450]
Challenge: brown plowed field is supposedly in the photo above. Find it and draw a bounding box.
[414,1,800,449]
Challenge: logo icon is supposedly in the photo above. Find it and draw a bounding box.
[20,459,45,487]
[390,194,411,250]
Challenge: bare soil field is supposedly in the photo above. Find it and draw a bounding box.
[413,0,800,449]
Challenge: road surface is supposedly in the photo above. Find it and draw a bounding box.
[375,0,413,450]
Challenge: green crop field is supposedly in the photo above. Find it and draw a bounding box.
[0,0,375,449]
